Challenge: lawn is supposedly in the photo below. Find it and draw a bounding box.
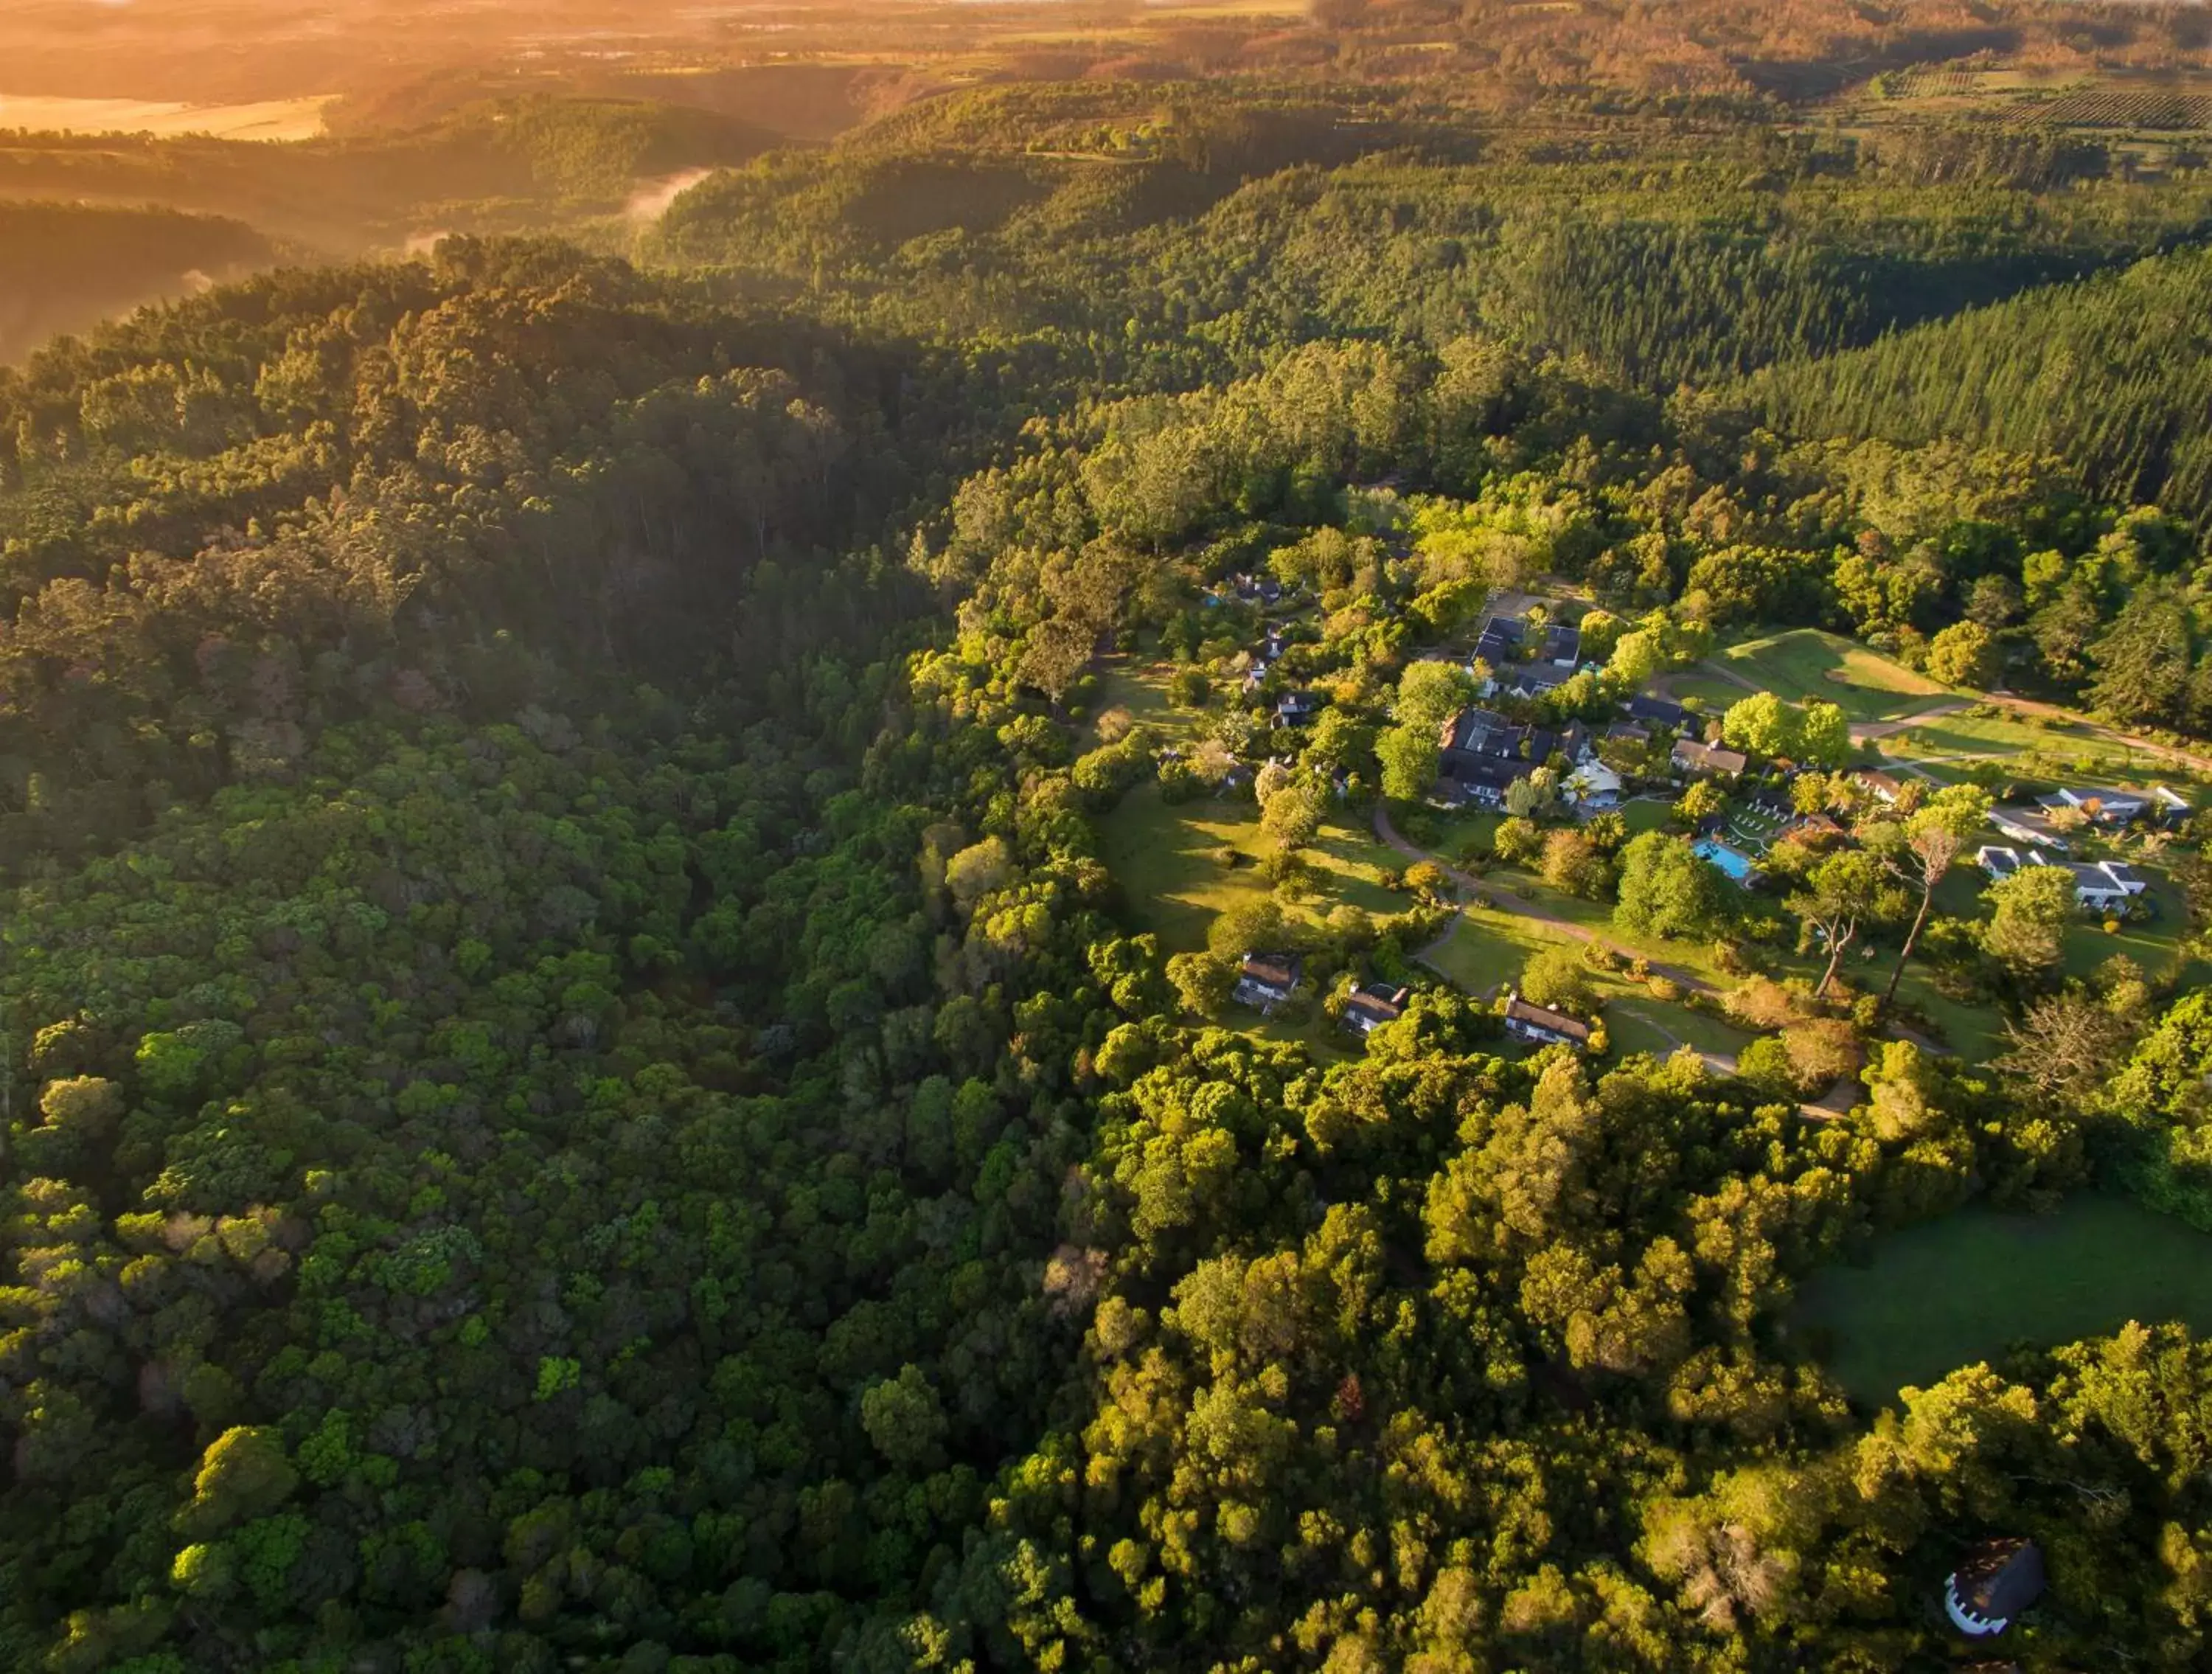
[1788,1195,2212,1406]
[1714,629,1954,724]
[1423,911,1755,1063]
[1421,909,1581,994]
[1099,782,1404,953]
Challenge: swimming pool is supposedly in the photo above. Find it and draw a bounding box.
[1693,838,1756,883]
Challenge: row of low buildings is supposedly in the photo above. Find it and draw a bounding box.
[1232,953,1593,1049]
[1974,846,2150,910]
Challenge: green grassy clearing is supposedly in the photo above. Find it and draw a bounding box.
[1423,910,1755,1063]
[1789,1195,2212,1406]
[1667,673,1747,712]
[1715,628,1954,723]
[1099,782,1404,954]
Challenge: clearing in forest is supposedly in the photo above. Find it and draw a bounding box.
[1790,1195,2212,1406]
[1714,629,1953,724]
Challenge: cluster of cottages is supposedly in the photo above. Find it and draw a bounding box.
[1436,683,1736,812]
[1234,951,1593,1050]
[1474,614,1583,701]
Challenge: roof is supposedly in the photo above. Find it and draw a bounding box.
[1505,996,1592,1043]
[1607,721,1652,743]
[1277,690,1321,712]
[1343,983,1410,1028]
[1976,846,2021,878]
[1542,622,1580,662]
[1854,769,1905,797]
[2103,860,2143,886]
[1503,662,1572,692]
[1674,737,1747,774]
[1239,952,1303,991]
[1952,1538,2045,1623]
[1626,695,1689,727]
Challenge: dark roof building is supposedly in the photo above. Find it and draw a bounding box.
[1944,1538,2045,1638]
[1342,982,1411,1039]
[1234,953,1304,1014]
[1276,691,1323,725]
[1542,622,1580,665]
[1626,695,1690,729]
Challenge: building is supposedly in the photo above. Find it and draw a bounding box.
[1674,737,1747,777]
[1276,691,1323,726]
[1944,1538,2045,1638]
[1540,621,1581,666]
[2038,786,2149,825]
[1852,769,1907,805]
[1991,805,2070,853]
[1979,848,2149,908]
[1235,953,1304,1013]
[1607,720,1652,747]
[1626,694,1691,730]
[1439,708,1559,802]
[1474,614,1525,671]
[2066,860,2149,910]
[2154,785,2193,827]
[1790,812,1846,844]
[1503,993,1592,1049]
[1341,982,1411,1039]
[1496,661,1574,701]
[1566,760,1623,809]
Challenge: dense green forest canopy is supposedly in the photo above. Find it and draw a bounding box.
[13,64,2212,1674]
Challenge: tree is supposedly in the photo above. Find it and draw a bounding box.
[1262,777,1327,855]
[2087,578,2195,726]
[1540,829,1610,899]
[1868,785,1990,1010]
[1786,849,1884,997]
[1985,863,2078,977]
[1719,692,1797,760]
[1376,723,1438,802]
[1925,621,2001,689]
[1614,833,1726,941]
[1795,701,1851,768]
[1397,660,1475,732]
[1520,945,1596,1017]
[1208,899,1287,959]
[860,1365,949,1470]
[1166,951,1238,1018]
[1606,629,1665,689]
[181,1428,297,1536]
[1673,779,1725,826]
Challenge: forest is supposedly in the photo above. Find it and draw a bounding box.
[15,21,2212,1674]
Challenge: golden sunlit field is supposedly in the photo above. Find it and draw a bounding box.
[0,94,335,142]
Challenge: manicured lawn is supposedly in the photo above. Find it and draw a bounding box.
[1714,628,1953,723]
[1606,999,1753,1061]
[1422,909,1580,994]
[1100,782,1403,953]
[1789,1195,2212,1406]
[1668,673,1749,712]
[1620,797,1673,834]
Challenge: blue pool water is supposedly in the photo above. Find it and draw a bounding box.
[1693,838,1756,883]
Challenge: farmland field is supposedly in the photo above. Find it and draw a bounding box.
[0,94,334,140]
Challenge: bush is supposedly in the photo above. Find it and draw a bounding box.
[1647,976,1681,1003]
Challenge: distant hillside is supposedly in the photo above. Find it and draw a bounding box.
[0,97,786,254]
[0,201,276,364]
[1751,243,2212,525]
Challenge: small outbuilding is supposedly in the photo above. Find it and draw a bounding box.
[1944,1537,2045,1638]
